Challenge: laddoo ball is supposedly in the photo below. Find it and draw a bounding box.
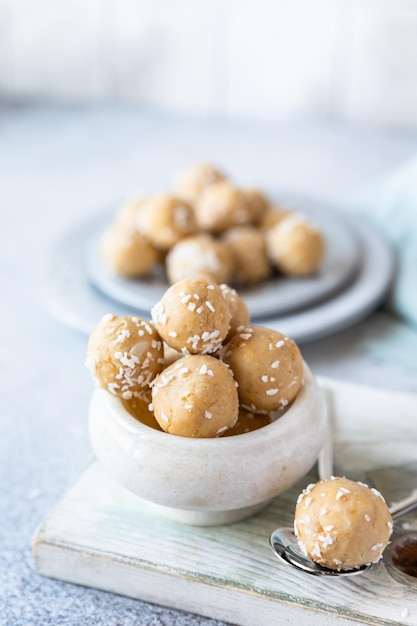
[86,314,164,399]
[137,194,196,250]
[151,354,239,437]
[221,326,303,413]
[265,213,325,276]
[294,477,393,570]
[166,234,234,285]
[151,277,231,355]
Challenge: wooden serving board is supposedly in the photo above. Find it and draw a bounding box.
[33,377,417,626]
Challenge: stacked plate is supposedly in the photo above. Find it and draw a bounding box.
[45,195,393,343]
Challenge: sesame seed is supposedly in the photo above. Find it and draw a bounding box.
[205,301,215,312]
[266,389,278,396]
[336,489,348,500]
[318,534,333,547]
[108,382,120,394]
[371,487,384,500]
[216,425,228,435]
[371,543,384,551]
[311,544,321,558]
[116,329,130,342]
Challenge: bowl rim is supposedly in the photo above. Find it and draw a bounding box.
[93,360,321,451]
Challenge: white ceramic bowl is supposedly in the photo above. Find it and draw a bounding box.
[89,362,327,526]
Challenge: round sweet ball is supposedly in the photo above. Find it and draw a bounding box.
[162,342,183,367]
[194,181,253,233]
[243,188,270,225]
[221,326,303,413]
[86,314,164,400]
[151,277,231,355]
[223,226,270,284]
[175,162,227,203]
[151,354,239,437]
[219,284,250,341]
[265,213,325,277]
[114,198,144,228]
[136,194,196,250]
[165,234,234,285]
[122,395,162,431]
[100,223,159,277]
[223,407,272,437]
[260,206,292,230]
[294,477,393,570]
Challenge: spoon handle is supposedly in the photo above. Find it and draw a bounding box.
[390,490,417,520]
[318,388,334,481]
[317,387,417,521]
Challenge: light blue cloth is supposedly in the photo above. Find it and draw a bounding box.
[350,154,417,329]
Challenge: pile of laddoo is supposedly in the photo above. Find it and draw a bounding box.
[100,162,325,287]
[86,277,304,438]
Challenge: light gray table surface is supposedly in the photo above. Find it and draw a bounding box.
[1,105,417,626]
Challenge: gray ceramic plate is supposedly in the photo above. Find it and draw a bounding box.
[44,196,393,344]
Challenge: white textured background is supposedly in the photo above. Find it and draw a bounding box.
[1,0,417,128]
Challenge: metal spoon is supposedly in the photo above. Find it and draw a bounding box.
[270,491,417,577]
[270,389,417,576]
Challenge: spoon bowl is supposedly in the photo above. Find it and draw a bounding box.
[270,389,417,577]
[270,527,370,577]
[270,491,417,577]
